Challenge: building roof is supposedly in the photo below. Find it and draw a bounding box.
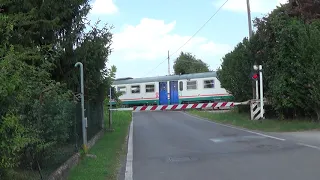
[113,71,217,85]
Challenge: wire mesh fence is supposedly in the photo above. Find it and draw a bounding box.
[36,99,105,179]
[74,100,104,149]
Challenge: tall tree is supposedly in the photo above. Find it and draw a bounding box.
[0,0,117,177]
[173,52,210,75]
[217,0,320,120]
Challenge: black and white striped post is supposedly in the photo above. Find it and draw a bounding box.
[250,65,264,120]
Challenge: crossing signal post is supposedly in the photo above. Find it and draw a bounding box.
[251,71,259,100]
[250,65,264,120]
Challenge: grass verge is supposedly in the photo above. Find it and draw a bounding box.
[67,111,132,180]
[188,110,320,132]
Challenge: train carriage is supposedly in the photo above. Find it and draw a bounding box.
[111,71,233,107]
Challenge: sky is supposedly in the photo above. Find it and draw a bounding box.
[87,0,288,78]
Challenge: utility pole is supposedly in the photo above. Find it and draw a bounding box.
[246,0,255,99]
[246,0,253,38]
[168,50,170,75]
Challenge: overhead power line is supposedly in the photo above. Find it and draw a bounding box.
[143,0,229,77]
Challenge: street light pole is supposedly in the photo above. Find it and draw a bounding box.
[75,62,87,151]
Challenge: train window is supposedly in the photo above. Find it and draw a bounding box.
[117,86,127,94]
[187,81,197,90]
[145,84,155,93]
[131,85,140,94]
[179,81,183,91]
[204,80,215,88]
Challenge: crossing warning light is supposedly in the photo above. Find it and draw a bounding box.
[252,73,259,80]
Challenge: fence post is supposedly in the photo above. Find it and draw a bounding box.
[101,101,104,129]
[107,87,114,132]
[108,108,112,129]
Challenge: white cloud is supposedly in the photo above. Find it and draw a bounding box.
[214,0,288,13]
[111,18,232,62]
[91,0,118,14]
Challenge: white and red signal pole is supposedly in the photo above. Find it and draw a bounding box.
[251,65,264,120]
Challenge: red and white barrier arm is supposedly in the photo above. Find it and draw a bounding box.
[133,102,234,112]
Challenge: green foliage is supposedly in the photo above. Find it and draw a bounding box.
[0,114,30,168]
[75,21,114,101]
[0,0,117,177]
[0,49,77,170]
[217,38,254,102]
[173,51,210,75]
[217,1,320,120]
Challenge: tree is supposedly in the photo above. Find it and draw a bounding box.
[173,52,210,75]
[217,0,320,120]
[0,0,117,177]
[288,0,320,23]
[217,37,255,102]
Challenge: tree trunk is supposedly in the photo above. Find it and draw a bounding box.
[315,108,320,122]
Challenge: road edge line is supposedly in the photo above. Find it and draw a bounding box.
[124,119,133,180]
[181,112,286,141]
[297,142,320,151]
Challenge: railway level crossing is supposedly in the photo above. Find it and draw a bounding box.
[110,65,265,121]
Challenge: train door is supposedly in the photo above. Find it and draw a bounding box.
[159,82,168,105]
[169,81,179,104]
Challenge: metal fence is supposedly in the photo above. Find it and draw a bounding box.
[24,99,106,179]
[73,99,104,151]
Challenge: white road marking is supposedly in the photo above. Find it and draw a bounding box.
[210,135,266,143]
[181,112,286,141]
[125,120,133,180]
[297,143,320,151]
[210,138,224,143]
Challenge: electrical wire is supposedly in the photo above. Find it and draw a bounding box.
[142,0,229,77]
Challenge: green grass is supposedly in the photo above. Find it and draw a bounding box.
[67,111,132,180]
[188,110,320,132]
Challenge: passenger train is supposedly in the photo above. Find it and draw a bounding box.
[111,71,233,107]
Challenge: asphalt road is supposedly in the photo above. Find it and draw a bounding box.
[130,111,320,180]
